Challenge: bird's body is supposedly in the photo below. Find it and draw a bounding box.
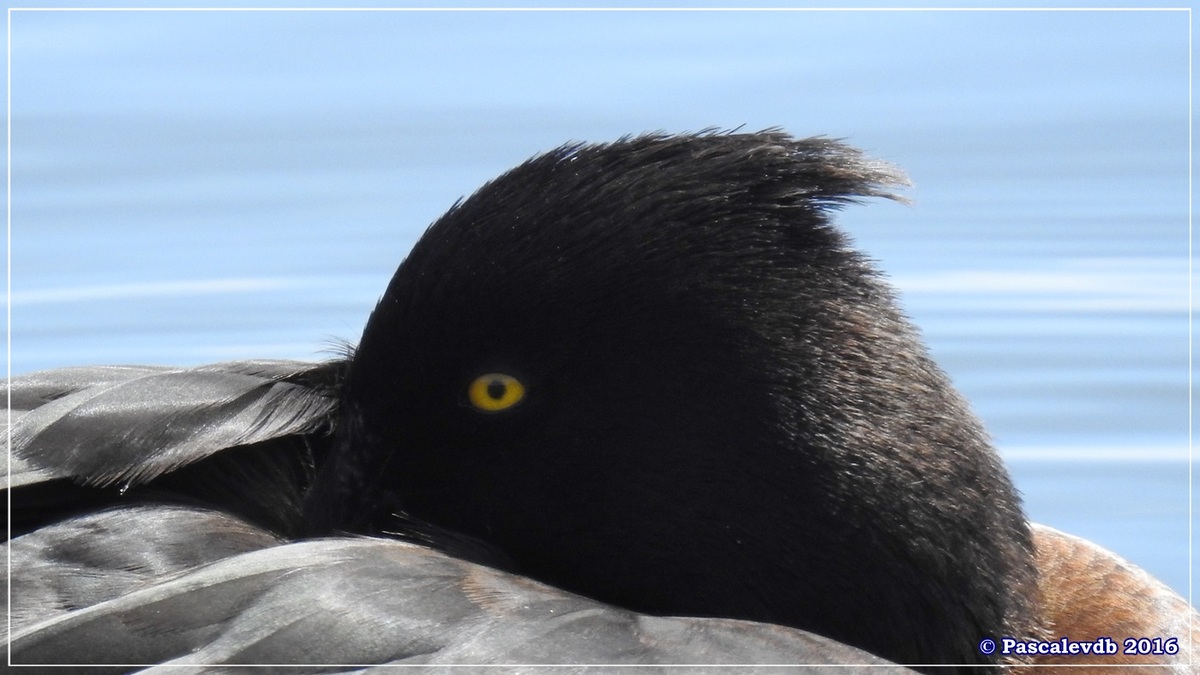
[5,131,1196,672]
[5,359,911,670]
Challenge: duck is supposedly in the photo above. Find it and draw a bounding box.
[5,130,1196,673]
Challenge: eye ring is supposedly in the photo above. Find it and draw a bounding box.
[467,373,526,413]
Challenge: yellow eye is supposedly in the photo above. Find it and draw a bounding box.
[467,373,526,413]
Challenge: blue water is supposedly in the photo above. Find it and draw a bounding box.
[7,7,1193,603]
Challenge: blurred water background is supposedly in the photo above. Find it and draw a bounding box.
[8,6,1193,602]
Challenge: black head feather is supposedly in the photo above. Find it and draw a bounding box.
[305,130,1040,670]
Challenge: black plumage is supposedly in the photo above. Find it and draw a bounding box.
[7,130,1041,671]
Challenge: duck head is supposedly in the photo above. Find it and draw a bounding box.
[305,131,1040,670]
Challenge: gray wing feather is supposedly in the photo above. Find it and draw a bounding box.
[8,514,910,671]
[8,360,339,489]
[5,505,282,636]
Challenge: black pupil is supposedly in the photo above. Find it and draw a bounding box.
[486,380,507,400]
